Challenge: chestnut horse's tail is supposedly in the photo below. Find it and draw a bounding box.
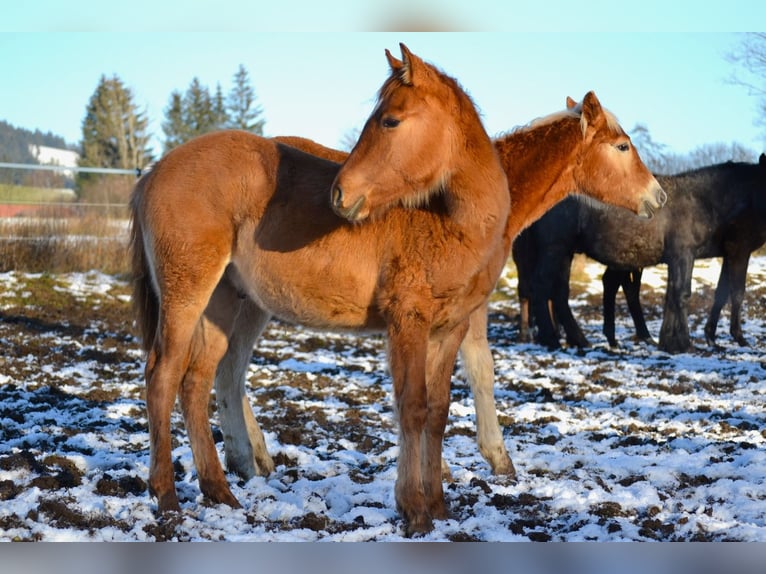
[129,175,158,353]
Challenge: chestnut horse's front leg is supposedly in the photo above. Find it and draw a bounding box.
[423,321,470,520]
[387,317,431,536]
[459,304,515,477]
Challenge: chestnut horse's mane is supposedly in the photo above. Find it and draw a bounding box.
[498,103,623,141]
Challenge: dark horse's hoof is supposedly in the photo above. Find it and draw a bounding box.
[658,336,693,354]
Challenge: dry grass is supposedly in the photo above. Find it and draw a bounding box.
[0,208,129,275]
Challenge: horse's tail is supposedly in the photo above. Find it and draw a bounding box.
[129,175,159,353]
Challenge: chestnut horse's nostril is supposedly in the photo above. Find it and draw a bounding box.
[332,186,343,209]
[657,187,668,207]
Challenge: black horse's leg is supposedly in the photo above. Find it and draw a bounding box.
[554,255,589,348]
[531,253,563,350]
[513,230,535,344]
[659,253,694,353]
[602,267,622,347]
[623,268,654,343]
[704,258,730,347]
[727,253,751,346]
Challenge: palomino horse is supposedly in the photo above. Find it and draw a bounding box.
[132,44,511,536]
[201,89,665,523]
[513,155,766,352]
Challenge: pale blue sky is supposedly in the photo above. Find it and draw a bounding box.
[2,3,765,158]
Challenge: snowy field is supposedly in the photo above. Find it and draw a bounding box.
[1,255,765,543]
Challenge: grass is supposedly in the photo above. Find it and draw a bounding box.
[0,210,130,275]
[0,184,76,203]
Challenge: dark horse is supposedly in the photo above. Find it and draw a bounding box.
[514,154,766,353]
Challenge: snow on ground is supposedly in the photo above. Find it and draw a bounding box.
[1,256,766,542]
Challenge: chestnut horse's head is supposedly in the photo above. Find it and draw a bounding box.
[568,91,666,218]
[331,43,493,222]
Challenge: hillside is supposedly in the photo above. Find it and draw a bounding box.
[0,120,74,186]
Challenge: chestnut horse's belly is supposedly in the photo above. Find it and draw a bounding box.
[231,247,384,331]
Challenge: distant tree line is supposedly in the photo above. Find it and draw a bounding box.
[630,123,758,176]
[0,120,71,185]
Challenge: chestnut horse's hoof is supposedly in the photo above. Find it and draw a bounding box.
[492,458,517,482]
[152,488,181,514]
[200,479,242,509]
[404,514,434,538]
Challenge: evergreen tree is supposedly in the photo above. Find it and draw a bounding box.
[161,91,191,152]
[183,77,216,136]
[78,74,153,204]
[80,74,153,173]
[226,64,265,134]
[162,77,228,152]
[212,83,229,130]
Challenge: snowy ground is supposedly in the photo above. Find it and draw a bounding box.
[1,255,765,542]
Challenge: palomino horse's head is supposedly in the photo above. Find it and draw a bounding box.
[566,92,666,218]
[331,43,491,221]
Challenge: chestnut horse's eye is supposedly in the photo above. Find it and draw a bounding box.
[382,117,400,128]
[615,142,630,152]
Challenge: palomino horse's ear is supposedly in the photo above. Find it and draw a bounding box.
[580,91,606,132]
[565,96,578,110]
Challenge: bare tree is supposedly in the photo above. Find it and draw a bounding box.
[727,32,766,146]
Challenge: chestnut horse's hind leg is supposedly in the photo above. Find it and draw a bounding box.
[214,295,276,480]
[147,310,209,513]
[458,305,515,478]
[178,279,247,509]
[146,250,233,513]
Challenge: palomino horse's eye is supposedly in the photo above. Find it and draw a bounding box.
[382,117,401,128]
[615,142,630,152]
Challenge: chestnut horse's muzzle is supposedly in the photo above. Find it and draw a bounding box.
[640,185,668,219]
[332,186,366,221]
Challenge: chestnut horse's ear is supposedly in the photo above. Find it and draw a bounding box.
[397,43,423,86]
[580,91,606,132]
[565,96,578,110]
[386,48,404,72]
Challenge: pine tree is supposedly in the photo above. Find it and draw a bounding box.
[79,74,153,202]
[162,77,229,152]
[183,77,216,137]
[80,75,152,171]
[80,74,153,171]
[161,91,191,153]
[212,83,229,130]
[227,64,265,134]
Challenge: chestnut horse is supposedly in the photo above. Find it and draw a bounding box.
[200,90,665,524]
[132,44,512,536]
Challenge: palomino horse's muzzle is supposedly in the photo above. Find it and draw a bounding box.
[332,186,366,221]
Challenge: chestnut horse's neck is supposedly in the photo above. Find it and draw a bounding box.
[496,114,585,241]
[433,83,510,238]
